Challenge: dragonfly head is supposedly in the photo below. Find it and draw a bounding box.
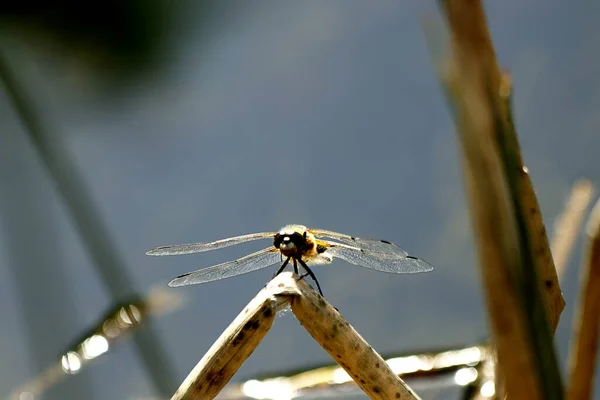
[274,230,307,257]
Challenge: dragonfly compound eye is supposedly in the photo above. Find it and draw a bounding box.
[278,236,296,251]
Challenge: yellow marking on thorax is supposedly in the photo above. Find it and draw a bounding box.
[301,238,328,260]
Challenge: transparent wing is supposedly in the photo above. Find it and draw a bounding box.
[146,231,276,256]
[322,241,434,274]
[168,247,281,287]
[310,228,415,257]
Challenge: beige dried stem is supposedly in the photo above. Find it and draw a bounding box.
[289,276,421,400]
[550,179,595,280]
[566,197,600,400]
[468,179,593,400]
[493,71,565,332]
[171,277,286,400]
[425,0,564,398]
[172,272,420,400]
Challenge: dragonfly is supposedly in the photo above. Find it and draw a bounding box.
[146,224,433,296]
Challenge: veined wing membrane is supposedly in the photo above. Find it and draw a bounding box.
[309,229,409,256]
[323,241,433,274]
[146,231,275,256]
[168,247,281,287]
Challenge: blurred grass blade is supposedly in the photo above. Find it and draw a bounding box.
[0,44,177,395]
[550,179,595,279]
[218,342,489,399]
[424,1,564,398]
[567,197,600,400]
[6,288,184,400]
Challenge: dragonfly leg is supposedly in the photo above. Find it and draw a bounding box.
[293,258,299,274]
[273,257,291,278]
[297,258,324,296]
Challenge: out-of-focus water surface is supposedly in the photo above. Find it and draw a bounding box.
[1,1,599,399]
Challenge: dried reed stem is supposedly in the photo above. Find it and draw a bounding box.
[290,277,421,400]
[432,1,564,398]
[566,198,600,400]
[172,272,420,400]
[171,280,288,399]
[495,71,565,331]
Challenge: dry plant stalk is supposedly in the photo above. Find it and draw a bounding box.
[171,280,286,399]
[435,0,563,398]
[172,272,420,400]
[289,277,421,400]
[567,198,600,400]
[550,179,595,279]
[495,73,565,332]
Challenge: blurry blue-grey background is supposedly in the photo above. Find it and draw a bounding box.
[1,0,599,399]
